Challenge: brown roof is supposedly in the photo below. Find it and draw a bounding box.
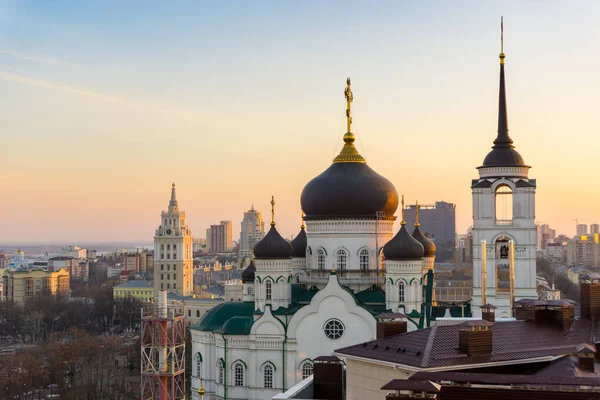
[336,319,597,369]
[376,313,408,320]
[409,371,600,387]
[381,379,440,392]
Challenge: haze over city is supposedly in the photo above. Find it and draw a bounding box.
[2,1,600,243]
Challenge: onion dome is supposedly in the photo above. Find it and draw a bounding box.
[411,201,436,257]
[412,226,435,257]
[252,196,293,259]
[300,79,398,220]
[480,20,528,169]
[290,223,307,258]
[383,196,424,260]
[241,261,256,283]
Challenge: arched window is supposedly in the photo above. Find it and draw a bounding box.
[248,287,253,296]
[301,362,313,379]
[359,249,369,271]
[234,362,245,386]
[317,249,326,270]
[187,309,191,317]
[195,353,202,378]
[217,360,224,384]
[265,280,272,300]
[495,185,513,223]
[263,364,274,389]
[196,310,200,318]
[167,244,170,250]
[306,247,312,268]
[336,249,347,271]
[399,282,405,302]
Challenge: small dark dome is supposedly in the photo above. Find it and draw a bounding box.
[412,226,436,257]
[290,227,307,258]
[481,147,526,168]
[241,261,256,283]
[252,225,293,259]
[301,163,398,219]
[383,225,424,261]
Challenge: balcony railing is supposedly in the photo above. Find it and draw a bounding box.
[302,270,385,286]
[435,287,472,302]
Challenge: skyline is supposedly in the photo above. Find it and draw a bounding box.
[2,1,600,242]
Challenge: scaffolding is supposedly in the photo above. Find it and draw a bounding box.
[140,291,186,400]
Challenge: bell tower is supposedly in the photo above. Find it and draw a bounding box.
[153,183,194,297]
[471,18,537,317]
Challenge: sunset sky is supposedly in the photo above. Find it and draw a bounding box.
[1,1,600,244]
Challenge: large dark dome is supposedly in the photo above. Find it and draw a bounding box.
[383,225,424,261]
[412,226,436,257]
[290,227,307,258]
[253,225,293,259]
[301,162,398,219]
[481,147,526,168]
[241,261,256,283]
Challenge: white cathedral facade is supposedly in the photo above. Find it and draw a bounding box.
[189,80,438,400]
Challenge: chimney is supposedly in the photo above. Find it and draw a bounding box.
[313,355,344,400]
[480,303,497,322]
[376,313,408,339]
[532,300,575,331]
[458,320,493,356]
[576,343,596,373]
[580,273,600,319]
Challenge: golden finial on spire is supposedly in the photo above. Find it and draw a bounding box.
[415,201,420,227]
[301,210,305,230]
[499,16,505,65]
[345,77,353,133]
[333,78,366,164]
[270,195,275,227]
[400,195,406,226]
[172,182,175,188]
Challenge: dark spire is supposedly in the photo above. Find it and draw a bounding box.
[494,18,512,150]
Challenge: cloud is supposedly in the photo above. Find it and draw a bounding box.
[0,49,80,68]
[0,70,208,121]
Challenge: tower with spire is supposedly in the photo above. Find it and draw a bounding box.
[471,18,537,317]
[153,183,194,297]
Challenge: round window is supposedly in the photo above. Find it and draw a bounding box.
[324,319,344,340]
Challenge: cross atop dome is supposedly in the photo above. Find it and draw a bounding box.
[333,78,366,164]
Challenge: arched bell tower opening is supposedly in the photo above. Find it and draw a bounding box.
[495,186,513,224]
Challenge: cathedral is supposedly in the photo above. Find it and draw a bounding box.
[189,30,537,399]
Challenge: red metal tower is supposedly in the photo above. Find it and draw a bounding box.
[141,291,186,400]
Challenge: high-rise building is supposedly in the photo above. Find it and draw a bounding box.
[123,250,154,273]
[404,201,456,261]
[239,205,265,257]
[577,224,588,236]
[153,184,194,297]
[591,224,599,235]
[566,234,599,267]
[471,41,537,317]
[207,221,233,253]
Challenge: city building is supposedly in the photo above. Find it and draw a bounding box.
[239,205,266,257]
[123,249,154,273]
[189,79,446,400]
[0,251,10,269]
[546,242,565,261]
[577,224,588,236]
[207,221,233,253]
[471,42,537,317]
[591,224,599,235]
[153,183,194,297]
[2,267,70,304]
[566,234,599,267]
[113,279,154,302]
[404,201,456,261]
[62,245,87,259]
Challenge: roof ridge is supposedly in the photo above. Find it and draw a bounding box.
[421,325,438,368]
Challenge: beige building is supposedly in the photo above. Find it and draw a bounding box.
[2,268,70,304]
[124,250,154,273]
[207,221,233,253]
[566,234,599,267]
[153,183,194,297]
[239,205,265,257]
